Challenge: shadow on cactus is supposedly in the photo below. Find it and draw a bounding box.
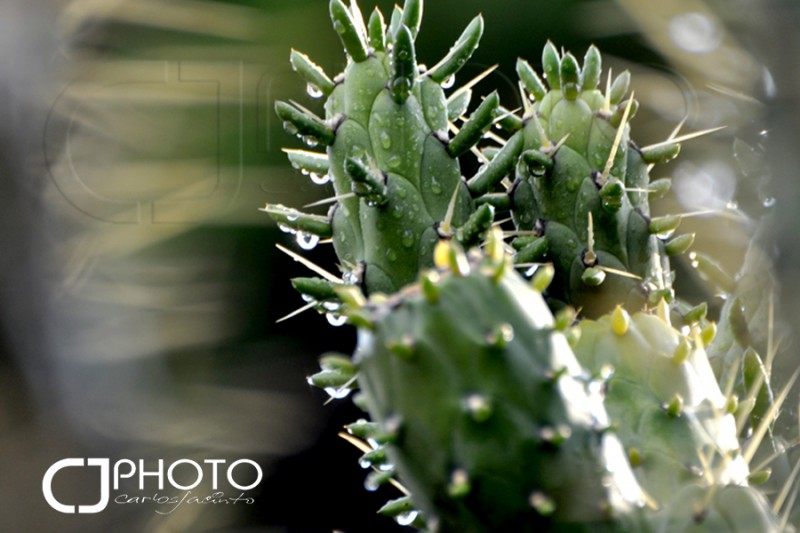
[263,0,797,531]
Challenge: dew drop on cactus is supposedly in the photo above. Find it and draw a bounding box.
[440,73,455,89]
[296,232,320,250]
[309,172,331,185]
[395,510,419,527]
[306,82,324,99]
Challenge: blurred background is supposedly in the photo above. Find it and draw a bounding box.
[1,0,799,531]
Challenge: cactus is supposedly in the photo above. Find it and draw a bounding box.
[266,0,498,295]
[341,235,647,531]
[266,1,795,530]
[572,306,749,507]
[473,44,690,316]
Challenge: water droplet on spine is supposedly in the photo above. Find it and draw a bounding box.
[323,385,352,399]
[302,136,319,148]
[441,74,455,89]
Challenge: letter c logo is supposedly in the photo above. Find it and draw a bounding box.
[42,458,110,513]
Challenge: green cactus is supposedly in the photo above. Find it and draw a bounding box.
[267,2,795,530]
[266,0,500,295]
[339,235,647,531]
[655,484,782,533]
[572,306,749,508]
[471,43,689,316]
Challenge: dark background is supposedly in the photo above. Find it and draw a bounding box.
[1,0,799,531]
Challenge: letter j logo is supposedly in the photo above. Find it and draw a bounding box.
[42,458,110,513]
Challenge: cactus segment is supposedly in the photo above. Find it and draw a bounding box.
[517,58,547,102]
[290,50,336,97]
[275,101,336,146]
[367,8,386,51]
[391,25,416,104]
[426,15,484,83]
[270,2,504,295]
[655,484,781,533]
[399,0,422,39]
[351,245,647,531]
[505,45,682,316]
[261,204,333,238]
[330,0,369,63]
[573,309,749,507]
[447,91,500,157]
[283,148,330,177]
[468,130,525,194]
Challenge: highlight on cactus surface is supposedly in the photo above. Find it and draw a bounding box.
[263,0,797,531]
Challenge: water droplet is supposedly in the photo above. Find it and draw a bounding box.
[322,301,340,312]
[303,136,319,148]
[430,179,443,195]
[326,313,347,327]
[343,271,360,284]
[282,121,298,135]
[387,249,398,262]
[310,172,331,185]
[306,83,323,99]
[333,20,345,34]
[401,229,414,248]
[396,188,407,199]
[387,155,402,169]
[441,74,455,89]
[277,223,294,234]
[392,78,412,92]
[763,196,776,208]
[296,232,319,250]
[395,510,419,526]
[324,385,352,399]
[380,131,392,149]
[725,200,738,210]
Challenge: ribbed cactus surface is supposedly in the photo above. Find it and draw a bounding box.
[267,0,497,295]
[497,44,687,316]
[351,238,646,531]
[573,307,748,507]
